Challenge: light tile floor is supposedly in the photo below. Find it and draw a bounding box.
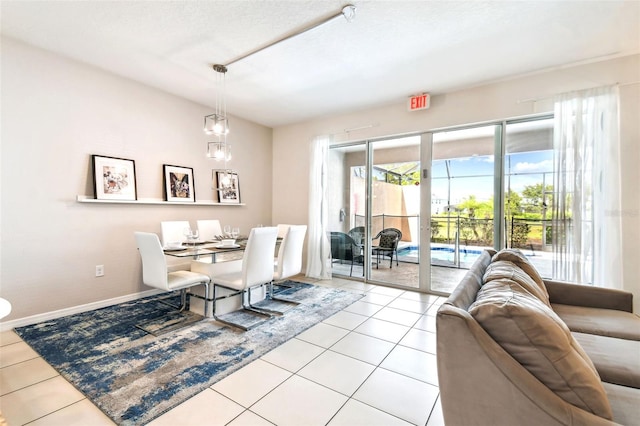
[0,276,446,426]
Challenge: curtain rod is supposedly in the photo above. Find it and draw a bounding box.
[221,4,356,68]
[517,81,640,104]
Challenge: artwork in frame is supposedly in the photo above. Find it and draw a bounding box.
[214,170,240,204]
[92,155,137,201]
[163,164,195,202]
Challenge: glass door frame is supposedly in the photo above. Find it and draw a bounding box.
[424,113,553,294]
[422,123,503,295]
[330,133,429,291]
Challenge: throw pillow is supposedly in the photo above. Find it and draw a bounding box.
[469,279,613,419]
[483,260,551,306]
[492,248,548,299]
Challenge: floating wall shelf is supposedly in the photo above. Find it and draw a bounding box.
[76,195,245,206]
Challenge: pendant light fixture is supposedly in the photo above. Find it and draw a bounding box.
[204,64,229,136]
[205,64,235,192]
[205,64,231,164]
[206,65,231,160]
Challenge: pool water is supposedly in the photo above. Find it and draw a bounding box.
[398,245,483,263]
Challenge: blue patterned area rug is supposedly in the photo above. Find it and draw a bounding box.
[15,281,363,425]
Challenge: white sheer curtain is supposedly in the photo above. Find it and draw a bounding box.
[552,85,622,288]
[306,135,332,279]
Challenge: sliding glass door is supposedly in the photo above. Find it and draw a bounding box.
[503,117,554,278]
[369,136,421,288]
[326,115,554,294]
[428,125,501,293]
[327,136,425,290]
[326,142,367,278]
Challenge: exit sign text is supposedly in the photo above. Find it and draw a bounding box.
[408,93,430,111]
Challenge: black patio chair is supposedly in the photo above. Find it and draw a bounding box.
[329,231,364,277]
[347,226,365,246]
[372,228,402,269]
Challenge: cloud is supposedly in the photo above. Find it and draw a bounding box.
[513,160,552,172]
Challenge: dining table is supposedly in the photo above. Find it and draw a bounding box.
[163,237,247,263]
[163,236,282,263]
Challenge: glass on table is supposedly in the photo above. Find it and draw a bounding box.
[190,229,199,248]
[183,227,199,248]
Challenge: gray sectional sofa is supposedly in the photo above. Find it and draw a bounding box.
[436,249,640,425]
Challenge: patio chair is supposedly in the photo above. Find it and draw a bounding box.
[372,228,402,268]
[329,231,364,277]
[347,226,365,246]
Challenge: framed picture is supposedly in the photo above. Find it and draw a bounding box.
[92,155,137,201]
[214,170,240,204]
[163,164,195,202]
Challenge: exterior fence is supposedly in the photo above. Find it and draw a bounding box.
[355,214,554,251]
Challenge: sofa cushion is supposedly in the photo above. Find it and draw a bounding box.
[469,279,613,419]
[572,332,640,388]
[492,249,548,299]
[553,303,640,341]
[483,260,550,306]
[602,382,640,426]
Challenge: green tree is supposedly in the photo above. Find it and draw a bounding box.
[458,195,493,218]
[521,183,553,217]
[430,219,441,241]
[504,190,523,217]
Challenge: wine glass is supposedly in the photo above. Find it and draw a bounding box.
[231,227,240,239]
[190,229,199,248]
[223,225,231,238]
[183,227,192,246]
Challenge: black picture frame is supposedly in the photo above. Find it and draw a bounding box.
[214,170,240,204]
[92,155,137,201]
[163,164,195,202]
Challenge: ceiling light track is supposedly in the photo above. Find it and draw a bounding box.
[221,4,356,68]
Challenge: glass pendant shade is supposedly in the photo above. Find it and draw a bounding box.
[204,113,229,136]
[220,171,232,187]
[207,141,232,161]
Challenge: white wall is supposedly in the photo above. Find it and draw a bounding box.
[272,54,640,312]
[0,38,273,323]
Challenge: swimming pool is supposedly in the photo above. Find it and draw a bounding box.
[397,245,483,263]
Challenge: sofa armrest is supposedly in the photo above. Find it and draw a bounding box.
[544,280,633,313]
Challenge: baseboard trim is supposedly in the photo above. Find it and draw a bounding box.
[0,289,164,332]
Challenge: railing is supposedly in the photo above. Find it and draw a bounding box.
[353,213,419,240]
[354,213,555,258]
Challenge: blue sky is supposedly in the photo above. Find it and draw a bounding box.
[431,150,553,204]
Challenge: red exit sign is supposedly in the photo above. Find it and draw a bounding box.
[408,93,430,111]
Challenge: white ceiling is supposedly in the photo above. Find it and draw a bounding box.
[2,1,639,128]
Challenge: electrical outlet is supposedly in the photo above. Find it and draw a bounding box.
[95,265,105,277]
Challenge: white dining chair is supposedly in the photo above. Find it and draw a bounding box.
[160,220,191,247]
[192,226,279,330]
[134,232,210,317]
[277,224,293,239]
[268,224,308,302]
[274,225,307,282]
[197,219,223,241]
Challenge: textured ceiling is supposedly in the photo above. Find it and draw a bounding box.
[1,1,639,127]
